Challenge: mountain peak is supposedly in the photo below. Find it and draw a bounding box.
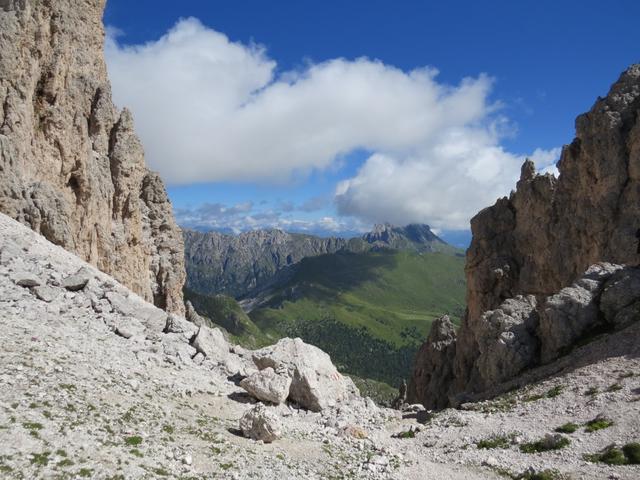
[362,223,445,251]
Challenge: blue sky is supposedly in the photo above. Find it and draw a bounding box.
[104,0,640,246]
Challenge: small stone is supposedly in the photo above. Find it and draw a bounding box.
[239,404,282,443]
[182,454,192,465]
[31,285,58,302]
[482,457,498,467]
[115,327,134,339]
[62,271,90,291]
[13,272,41,288]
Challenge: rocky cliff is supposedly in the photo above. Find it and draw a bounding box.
[0,0,185,314]
[184,224,450,298]
[409,64,640,408]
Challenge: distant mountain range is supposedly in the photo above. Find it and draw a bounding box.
[183,223,454,298]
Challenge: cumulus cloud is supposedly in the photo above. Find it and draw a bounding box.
[335,142,560,230]
[106,18,558,231]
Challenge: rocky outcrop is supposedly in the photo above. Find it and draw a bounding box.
[0,0,185,314]
[538,263,623,363]
[466,65,640,321]
[407,316,457,410]
[410,65,640,408]
[184,224,449,298]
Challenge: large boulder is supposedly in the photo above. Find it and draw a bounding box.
[252,338,357,412]
[240,367,292,405]
[239,404,282,443]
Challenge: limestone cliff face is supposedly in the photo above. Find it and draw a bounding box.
[409,64,640,408]
[0,0,185,314]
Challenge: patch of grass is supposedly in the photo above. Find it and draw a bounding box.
[554,422,579,434]
[607,383,623,392]
[78,468,94,477]
[546,386,564,398]
[124,436,143,446]
[59,383,77,392]
[477,434,515,450]
[619,371,635,379]
[10,402,18,409]
[130,449,143,458]
[162,424,175,434]
[524,386,565,402]
[23,422,43,431]
[30,451,51,466]
[584,387,599,396]
[623,442,640,464]
[520,436,570,454]
[585,445,627,465]
[584,417,614,433]
[28,402,39,409]
[121,408,136,423]
[152,467,170,476]
[57,459,74,467]
[393,429,416,439]
[56,449,68,457]
[523,393,544,403]
[220,463,234,471]
[43,411,52,419]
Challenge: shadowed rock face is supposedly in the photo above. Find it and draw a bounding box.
[466,64,640,322]
[0,0,185,314]
[410,64,640,408]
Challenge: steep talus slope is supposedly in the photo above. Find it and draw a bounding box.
[409,64,640,408]
[0,0,185,314]
[183,224,450,298]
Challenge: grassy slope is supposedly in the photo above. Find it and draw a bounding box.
[184,288,270,349]
[248,249,466,391]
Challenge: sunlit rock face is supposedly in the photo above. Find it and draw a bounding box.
[0,0,185,314]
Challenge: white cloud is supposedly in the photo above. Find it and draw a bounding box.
[335,143,560,231]
[106,18,558,231]
[531,147,562,176]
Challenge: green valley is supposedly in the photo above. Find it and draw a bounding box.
[185,248,466,402]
